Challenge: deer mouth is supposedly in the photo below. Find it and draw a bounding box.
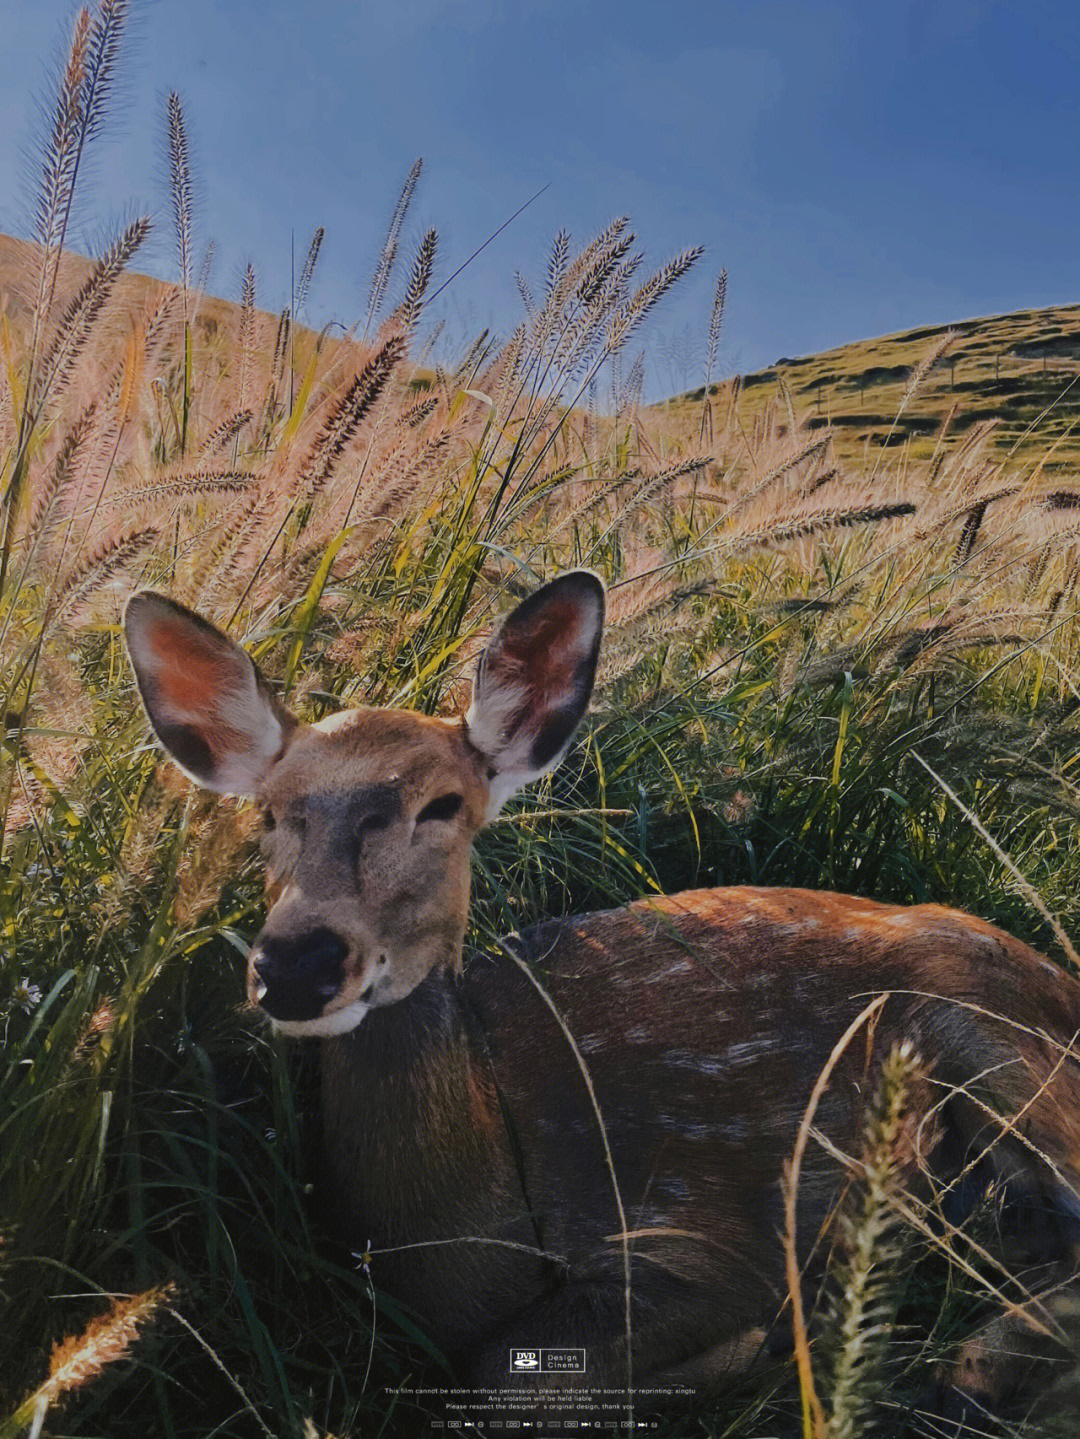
[263,998,372,1039]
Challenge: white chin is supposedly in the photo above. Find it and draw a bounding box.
[270,1000,370,1038]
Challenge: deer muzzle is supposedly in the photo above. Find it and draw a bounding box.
[249,927,348,1022]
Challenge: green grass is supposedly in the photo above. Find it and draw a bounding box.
[665,301,1080,472]
[4,7,1080,1436]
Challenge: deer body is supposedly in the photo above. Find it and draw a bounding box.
[122,572,1080,1399]
[320,886,1080,1383]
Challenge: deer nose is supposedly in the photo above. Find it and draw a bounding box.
[251,928,348,1021]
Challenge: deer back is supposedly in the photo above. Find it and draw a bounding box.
[458,887,1080,1333]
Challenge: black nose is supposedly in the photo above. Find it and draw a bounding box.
[252,927,348,1021]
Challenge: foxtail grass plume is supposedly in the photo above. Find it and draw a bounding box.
[0,1286,172,1437]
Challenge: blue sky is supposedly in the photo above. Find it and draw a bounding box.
[1,0,1078,396]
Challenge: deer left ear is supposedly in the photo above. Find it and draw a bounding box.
[124,592,296,794]
[466,571,604,817]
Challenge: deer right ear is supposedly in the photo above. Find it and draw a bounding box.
[123,592,296,794]
[466,571,604,817]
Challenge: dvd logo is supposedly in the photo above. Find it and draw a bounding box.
[510,1349,539,1370]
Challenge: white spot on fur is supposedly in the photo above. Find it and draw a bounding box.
[657,1114,716,1139]
[313,709,363,735]
[665,1050,731,1077]
[717,1118,751,1140]
[723,1037,780,1065]
[641,958,693,984]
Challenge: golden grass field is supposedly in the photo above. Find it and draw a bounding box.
[5,5,1080,1436]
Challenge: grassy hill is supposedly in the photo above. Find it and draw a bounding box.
[8,210,1080,1436]
[665,302,1080,472]
[5,228,1076,476]
[0,231,252,337]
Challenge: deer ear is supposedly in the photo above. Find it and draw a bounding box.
[123,592,296,794]
[466,571,604,816]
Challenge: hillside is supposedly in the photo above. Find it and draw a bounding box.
[9,209,1080,1439]
[5,229,1079,476]
[665,302,1080,473]
[0,230,318,354]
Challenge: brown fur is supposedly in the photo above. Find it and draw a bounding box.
[256,707,488,1014]
[321,886,1080,1391]
[123,579,1080,1412]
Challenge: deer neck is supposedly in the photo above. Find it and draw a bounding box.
[319,961,515,1241]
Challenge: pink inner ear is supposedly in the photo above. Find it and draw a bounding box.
[501,597,588,701]
[147,618,232,716]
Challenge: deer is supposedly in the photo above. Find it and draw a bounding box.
[123,571,1080,1414]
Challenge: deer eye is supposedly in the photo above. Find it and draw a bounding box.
[415,793,464,824]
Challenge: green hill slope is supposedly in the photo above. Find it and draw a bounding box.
[667,303,1080,473]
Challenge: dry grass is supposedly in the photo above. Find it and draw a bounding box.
[0,1286,172,1439]
[4,5,1080,1437]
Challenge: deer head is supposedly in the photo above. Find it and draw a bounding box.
[124,573,604,1036]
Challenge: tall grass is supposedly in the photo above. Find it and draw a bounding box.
[4,5,1080,1435]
